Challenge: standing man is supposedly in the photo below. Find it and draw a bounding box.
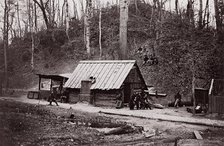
[174,91,182,108]
[129,92,136,110]
[116,91,123,109]
[134,93,140,110]
[49,88,59,106]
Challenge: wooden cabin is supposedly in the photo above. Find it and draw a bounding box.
[64,60,147,107]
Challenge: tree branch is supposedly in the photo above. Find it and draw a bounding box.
[32,0,42,9]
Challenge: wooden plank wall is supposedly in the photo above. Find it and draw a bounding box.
[69,90,80,103]
[39,90,51,100]
[94,92,117,107]
[124,67,145,97]
[209,95,224,114]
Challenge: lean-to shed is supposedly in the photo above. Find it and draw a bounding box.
[64,60,147,107]
[36,73,71,99]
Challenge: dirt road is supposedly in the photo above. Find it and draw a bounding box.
[1,96,224,145]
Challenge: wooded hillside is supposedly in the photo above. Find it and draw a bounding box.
[0,0,223,99]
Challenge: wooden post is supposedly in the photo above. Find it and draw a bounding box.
[208,79,214,113]
[119,0,129,60]
[50,79,52,92]
[192,60,196,115]
[0,73,2,96]
[38,76,41,91]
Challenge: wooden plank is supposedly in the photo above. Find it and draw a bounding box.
[177,139,223,146]
[194,130,203,140]
[95,101,116,107]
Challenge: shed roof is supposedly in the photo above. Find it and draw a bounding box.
[36,73,71,80]
[64,60,139,90]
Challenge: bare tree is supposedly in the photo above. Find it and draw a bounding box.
[198,0,203,29]
[214,0,224,43]
[134,0,140,14]
[62,0,70,40]
[98,0,102,59]
[187,0,195,26]
[119,0,129,60]
[30,0,35,70]
[79,0,85,20]
[56,0,60,26]
[150,0,156,28]
[16,1,22,37]
[85,0,92,58]
[8,11,16,39]
[3,0,9,89]
[203,0,210,28]
[72,0,78,19]
[32,0,51,29]
[175,0,179,14]
[34,2,38,32]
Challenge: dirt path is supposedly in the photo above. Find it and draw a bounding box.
[1,96,224,145]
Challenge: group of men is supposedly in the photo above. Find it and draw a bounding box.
[48,87,69,106]
[129,89,152,110]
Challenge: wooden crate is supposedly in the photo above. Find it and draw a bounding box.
[27,91,40,99]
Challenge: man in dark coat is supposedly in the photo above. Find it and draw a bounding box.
[129,92,136,110]
[49,88,59,106]
[174,91,181,108]
[134,93,140,110]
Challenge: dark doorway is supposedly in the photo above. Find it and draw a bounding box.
[124,83,131,103]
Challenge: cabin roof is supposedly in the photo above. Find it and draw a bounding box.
[64,60,144,90]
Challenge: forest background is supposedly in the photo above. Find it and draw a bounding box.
[0,0,223,101]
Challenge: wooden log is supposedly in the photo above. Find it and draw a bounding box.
[194,130,203,140]
[153,103,165,109]
[104,125,133,135]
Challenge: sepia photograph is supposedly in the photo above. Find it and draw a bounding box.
[0,0,224,145]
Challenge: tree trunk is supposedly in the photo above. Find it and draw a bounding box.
[9,12,15,39]
[187,0,195,26]
[48,0,52,25]
[150,0,156,29]
[72,0,78,19]
[34,2,38,32]
[119,0,129,60]
[0,76,2,96]
[57,0,60,26]
[134,0,139,14]
[33,0,50,29]
[61,0,65,26]
[192,60,196,115]
[99,2,102,59]
[3,0,9,89]
[65,0,70,40]
[85,0,92,59]
[203,0,209,28]
[52,0,55,26]
[214,0,223,43]
[175,0,179,14]
[198,0,203,29]
[17,1,22,37]
[31,0,35,70]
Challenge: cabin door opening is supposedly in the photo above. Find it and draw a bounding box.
[124,83,131,103]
